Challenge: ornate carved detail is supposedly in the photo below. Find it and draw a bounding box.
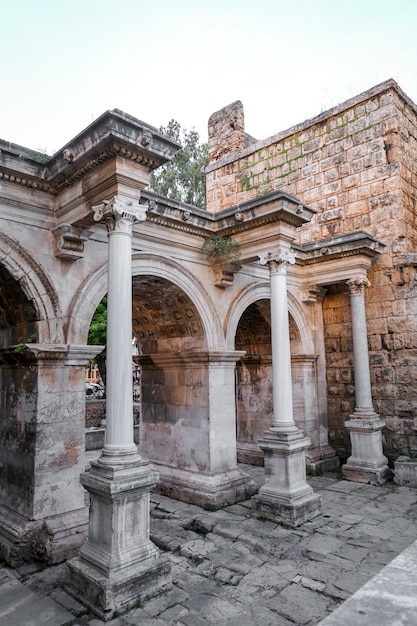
[0,231,60,315]
[301,285,327,304]
[259,249,296,274]
[92,196,147,233]
[0,170,54,193]
[347,275,371,295]
[53,224,89,260]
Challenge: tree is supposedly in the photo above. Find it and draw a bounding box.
[88,297,107,385]
[149,120,208,209]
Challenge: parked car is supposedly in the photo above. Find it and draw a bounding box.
[85,381,105,399]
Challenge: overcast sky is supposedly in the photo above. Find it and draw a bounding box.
[1,0,416,154]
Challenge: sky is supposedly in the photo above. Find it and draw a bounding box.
[1,0,416,155]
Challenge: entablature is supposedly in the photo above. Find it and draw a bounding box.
[294,231,385,287]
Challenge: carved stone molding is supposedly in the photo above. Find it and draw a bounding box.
[92,195,147,233]
[347,275,371,295]
[53,224,89,260]
[259,249,296,274]
[301,285,327,304]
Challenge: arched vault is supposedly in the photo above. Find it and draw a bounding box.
[67,253,224,350]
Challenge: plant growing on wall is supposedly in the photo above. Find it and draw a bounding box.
[200,234,241,268]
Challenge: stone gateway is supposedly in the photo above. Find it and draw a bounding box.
[1,78,417,617]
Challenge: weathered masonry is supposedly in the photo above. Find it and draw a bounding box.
[207,78,417,467]
[0,78,416,581]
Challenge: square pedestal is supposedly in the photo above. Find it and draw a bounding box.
[251,428,321,527]
[65,453,171,620]
[342,415,391,485]
[66,553,171,621]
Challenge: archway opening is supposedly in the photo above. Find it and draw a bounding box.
[234,298,309,465]
[0,265,38,348]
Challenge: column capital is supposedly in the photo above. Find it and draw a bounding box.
[347,275,371,295]
[92,195,147,233]
[259,249,296,274]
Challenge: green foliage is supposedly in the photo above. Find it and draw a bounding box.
[149,120,208,209]
[88,297,107,350]
[200,234,241,267]
[88,298,107,384]
[14,343,27,354]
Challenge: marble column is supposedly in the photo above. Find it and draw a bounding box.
[66,196,171,621]
[342,275,390,484]
[251,249,321,527]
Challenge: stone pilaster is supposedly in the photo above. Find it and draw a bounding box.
[342,275,391,484]
[66,196,171,621]
[0,344,102,566]
[139,351,257,509]
[251,249,321,527]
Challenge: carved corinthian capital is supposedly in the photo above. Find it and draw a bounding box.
[92,195,147,233]
[259,249,296,274]
[347,275,371,295]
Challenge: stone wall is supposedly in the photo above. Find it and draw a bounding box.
[207,80,417,460]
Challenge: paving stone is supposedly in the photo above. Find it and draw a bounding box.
[303,533,344,557]
[2,467,417,625]
[331,568,372,594]
[292,574,326,592]
[265,582,339,624]
[334,543,370,562]
[186,592,244,623]
[179,538,217,561]
[142,587,190,617]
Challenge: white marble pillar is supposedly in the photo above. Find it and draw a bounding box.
[342,275,390,484]
[251,249,321,527]
[66,196,171,621]
[268,250,298,432]
[94,196,145,461]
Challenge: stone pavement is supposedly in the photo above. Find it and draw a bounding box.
[1,464,417,625]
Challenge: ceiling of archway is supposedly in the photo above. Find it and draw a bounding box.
[132,276,206,354]
[0,265,37,330]
[236,299,300,355]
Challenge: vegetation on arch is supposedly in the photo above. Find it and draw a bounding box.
[200,233,241,268]
[149,119,208,209]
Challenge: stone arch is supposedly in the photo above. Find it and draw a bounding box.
[67,253,224,350]
[225,281,314,354]
[226,281,320,464]
[0,232,60,345]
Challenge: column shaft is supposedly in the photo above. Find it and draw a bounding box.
[106,225,135,451]
[270,262,295,428]
[350,290,374,412]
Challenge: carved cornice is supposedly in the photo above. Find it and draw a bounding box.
[0,168,54,194]
[293,231,385,265]
[0,109,181,196]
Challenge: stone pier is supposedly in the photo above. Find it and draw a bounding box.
[66,197,171,621]
[251,249,321,527]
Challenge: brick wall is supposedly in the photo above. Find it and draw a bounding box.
[207,81,417,459]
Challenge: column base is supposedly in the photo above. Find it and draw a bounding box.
[65,453,171,618]
[0,504,88,567]
[306,445,340,475]
[151,463,258,510]
[250,427,321,527]
[66,553,171,622]
[251,489,322,527]
[342,413,391,485]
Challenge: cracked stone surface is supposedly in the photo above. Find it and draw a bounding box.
[1,464,417,625]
